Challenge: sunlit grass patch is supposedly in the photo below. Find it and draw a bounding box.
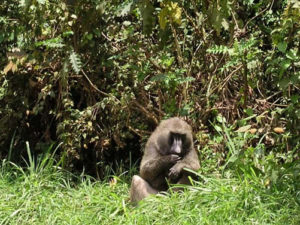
[0,158,299,225]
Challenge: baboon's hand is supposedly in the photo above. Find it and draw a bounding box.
[168,163,182,181]
[167,154,181,163]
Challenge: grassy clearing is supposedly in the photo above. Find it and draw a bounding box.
[0,159,299,225]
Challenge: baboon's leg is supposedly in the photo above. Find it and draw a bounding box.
[170,174,192,192]
[177,174,191,185]
[130,175,159,202]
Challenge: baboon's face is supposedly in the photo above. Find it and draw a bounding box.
[169,132,186,156]
[155,121,193,157]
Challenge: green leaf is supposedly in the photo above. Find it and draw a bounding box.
[35,37,65,48]
[216,114,227,123]
[178,77,195,83]
[244,108,254,116]
[123,21,131,26]
[286,49,298,60]
[270,170,279,183]
[37,0,46,5]
[279,59,291,76]
[291,95,299,104]
[62,31,74,37]
[214,124,223,132]
[221,18,229,30]
[278,78,290,89]
[277,41,287,53]
[151,74,168,82]
[139,0,154,35]
[159,7,168,30]
[119,2,133,17]
[228,154,238,163]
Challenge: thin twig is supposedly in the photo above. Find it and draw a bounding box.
[207,65,243,98]
[243,0,274,31]
[132,101,158,125]
[170,23,183,67]
[266,91,282,100]
[101,32,121,51]
[81,69,121,104]
[182,8,204,42]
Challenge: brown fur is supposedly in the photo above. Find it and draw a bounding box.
[130,117,200,202]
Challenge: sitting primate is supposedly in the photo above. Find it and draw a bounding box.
[130,117,200,202]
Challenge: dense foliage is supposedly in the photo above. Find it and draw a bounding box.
[0,0,299,188]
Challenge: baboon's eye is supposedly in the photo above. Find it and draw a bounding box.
[180,134,186,142]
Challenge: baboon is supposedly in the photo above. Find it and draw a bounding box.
[130,117,200,202]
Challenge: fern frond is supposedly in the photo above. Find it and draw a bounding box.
[207,45,229,54]
[35,37,65,48]
[69,51,82,74]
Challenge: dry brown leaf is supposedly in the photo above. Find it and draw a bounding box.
[236,125,251,133]
[12,63,17,73]
[273,127,284,134]
[102,139,110,147]
[249,128,257,134]
[258,128,264,134]
[3,61,14,74]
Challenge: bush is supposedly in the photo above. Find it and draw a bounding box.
[0,0,299,177]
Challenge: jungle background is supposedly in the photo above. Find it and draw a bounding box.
[0,0,299,224]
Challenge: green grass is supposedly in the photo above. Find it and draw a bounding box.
[0,159,299,225]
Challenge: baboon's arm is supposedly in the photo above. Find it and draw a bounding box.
[168,148,200,181]
[180,148,200,170]
[140,151,179,183]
